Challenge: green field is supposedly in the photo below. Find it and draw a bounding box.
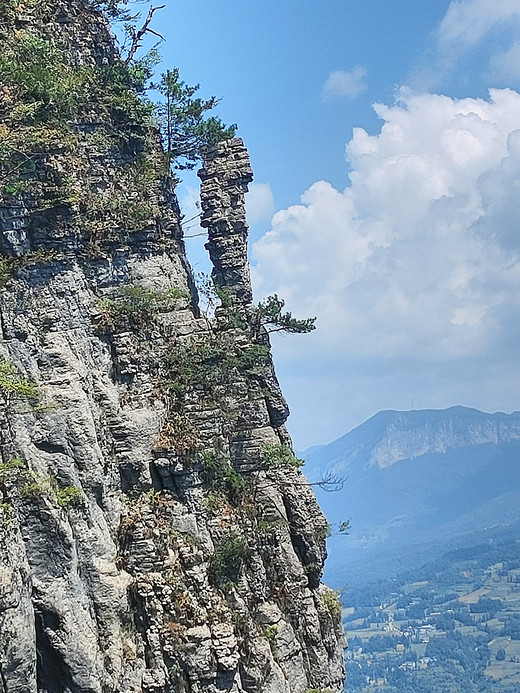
[342,540,520,692]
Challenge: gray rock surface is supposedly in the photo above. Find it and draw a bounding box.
[0,2,346,692]
[199,138,254,306]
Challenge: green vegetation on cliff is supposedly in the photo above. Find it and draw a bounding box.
[0,0,235,249]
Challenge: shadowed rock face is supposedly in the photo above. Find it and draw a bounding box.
[0,2,345,692]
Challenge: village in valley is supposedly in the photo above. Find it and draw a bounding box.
[342,540,520,692]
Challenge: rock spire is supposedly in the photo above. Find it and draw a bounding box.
[198,138,254,306]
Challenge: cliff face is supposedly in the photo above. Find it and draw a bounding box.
[305,407,520,477]
[366,407,520,469]
[0,2,345,692]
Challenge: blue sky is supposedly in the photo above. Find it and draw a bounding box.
[126,0,520,449]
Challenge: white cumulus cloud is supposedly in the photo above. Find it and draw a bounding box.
[252,88,520,446]
[321,66,368,99]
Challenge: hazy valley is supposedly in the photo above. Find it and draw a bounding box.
[303,407,520,587]
[302,406,520,691]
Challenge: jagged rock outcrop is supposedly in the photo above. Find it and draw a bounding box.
[198,139,289,430]
[0,2,346,692]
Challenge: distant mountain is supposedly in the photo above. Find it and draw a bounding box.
[305,407,520,588]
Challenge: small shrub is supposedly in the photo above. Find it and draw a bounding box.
[201,452,246,505]
[154,413,199,454]
[0,458,25,488]
[262,624,278,644]
[20,473,83,509]
[222,467,247,502]
[56,486,83,509]
[204,491,228,515]
[215,285,233,309]
[321,588,342,622]
[0,458,25,473]
[96,284,186,332]
[208,532,249,587]
[315,523,332,542]
[261,444,303,470]
[2,179,28,196]
[21,475,52,499]
[256,517,287,536]
[0,358,39,400]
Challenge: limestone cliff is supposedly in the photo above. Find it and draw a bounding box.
[0,2,346,692]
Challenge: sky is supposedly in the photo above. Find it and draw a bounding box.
[126,0,520,449]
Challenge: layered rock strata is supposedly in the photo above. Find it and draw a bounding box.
[198,138,254,306]
[0,2,346,692]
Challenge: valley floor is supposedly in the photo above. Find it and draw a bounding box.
[342,540,520,692]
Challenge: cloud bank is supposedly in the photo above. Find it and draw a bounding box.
[252,88,520,445]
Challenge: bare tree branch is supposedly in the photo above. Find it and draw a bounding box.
[124,4,166,64]
[243,467,346,493]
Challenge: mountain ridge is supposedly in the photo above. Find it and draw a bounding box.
[305,406,520,476]
[304,407,520,587]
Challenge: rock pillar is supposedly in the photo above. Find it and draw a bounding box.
[198,138,254,305]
